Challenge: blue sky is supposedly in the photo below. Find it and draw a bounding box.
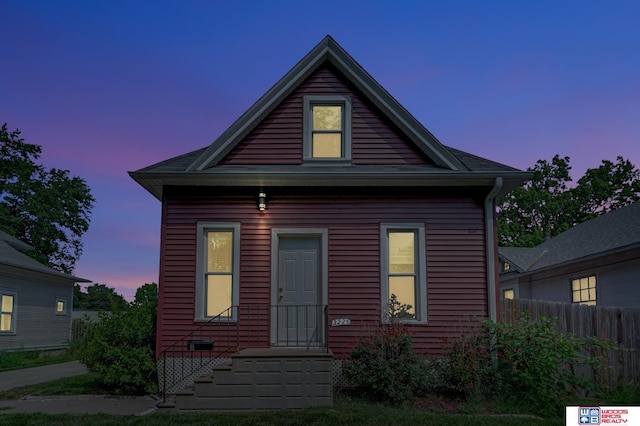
[1,1,638,300]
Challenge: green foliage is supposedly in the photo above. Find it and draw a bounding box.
[74,283,128,311]
[498,155,640,247]
[74,284,158,395]
[439,315,617,417]
[342,323,428,405]
[0,123,95,274]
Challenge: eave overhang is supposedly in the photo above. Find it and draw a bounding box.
[129,169,531,201]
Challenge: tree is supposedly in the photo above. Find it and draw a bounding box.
[498,155,640,247]
[0,123,95,274]
[74,283,128,311]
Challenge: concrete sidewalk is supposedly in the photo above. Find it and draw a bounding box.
[0,361,158,416]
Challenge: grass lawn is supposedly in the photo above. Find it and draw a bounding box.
[0,350,76,372]
[0,374,564,425]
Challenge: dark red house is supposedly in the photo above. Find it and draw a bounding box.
[130,36,529,410]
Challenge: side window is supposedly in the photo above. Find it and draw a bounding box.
[303,95,352,162]
[56,298,68,315]
[571,275,596,306]
[1,291,17,333]
[195,223,240,321]
[381,224,427,323]
[502,288,515,300]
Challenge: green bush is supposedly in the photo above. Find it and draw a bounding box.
[342,323,428,405]
[439,314,617,416]
[487,315,615,415]
[73,284,158,395]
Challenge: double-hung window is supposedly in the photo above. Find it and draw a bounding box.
[1,291,17,333]
[195,223,240,321]
[381,224,427,323]
[303,95,351,162]
[571,275,596,306]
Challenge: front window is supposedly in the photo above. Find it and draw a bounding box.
[572,275,596,306]
[196,223,240,320]
[303,95,351,162]
[1,292,16,333]
[381,224,427,322]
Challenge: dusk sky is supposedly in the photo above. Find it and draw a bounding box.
[1,1,638,300]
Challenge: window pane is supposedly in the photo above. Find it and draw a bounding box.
[57,301,65,312]
[389,232,415,273]
[313,106,342,130]
[572,280,580,292]
[312,133,341,158]
[503,289,515,300]
[207,231,232,272]
[389,276,415,317]
[1,313,11,331]
[206,274,232,317]
[1,295,13,313]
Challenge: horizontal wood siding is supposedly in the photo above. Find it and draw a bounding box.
[221,64,431,165]
[158,187,488,358]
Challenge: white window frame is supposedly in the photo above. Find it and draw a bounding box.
[571,275,596,306]
[381,223,427,324]
[55,297,68,315]
[0,290,17,334]
[195,222,241,321]
[303,95,352,163]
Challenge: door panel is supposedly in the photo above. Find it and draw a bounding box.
[275,236,322,346]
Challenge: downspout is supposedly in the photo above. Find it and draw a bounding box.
[484,177,502,324]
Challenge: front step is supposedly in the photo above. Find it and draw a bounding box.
[175,348,333,411]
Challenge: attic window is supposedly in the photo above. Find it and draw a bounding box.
[503,262,510,272]
[303,95,351,163]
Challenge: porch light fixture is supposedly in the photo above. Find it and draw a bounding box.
[258,192,267,211]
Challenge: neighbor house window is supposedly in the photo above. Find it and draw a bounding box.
[195,223,240,321]
[381,224,427,322]
[502,289,515,300]
[303,95,351,162]
[503,262,510,272]
[572,275,596,306]
[55,298,68,315]
[1,292,17,333]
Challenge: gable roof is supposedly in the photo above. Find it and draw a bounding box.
[130,36,531,200]
[188,36,464,172]
[0,232,89,282]
[499,201,640,274]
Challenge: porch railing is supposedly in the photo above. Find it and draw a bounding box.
[158,304,328,401]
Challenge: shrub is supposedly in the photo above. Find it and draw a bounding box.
[487,314,615,415]
[439,314,617,416]
[342,323,428,405]
[74,284,158,395]
[437,325,497,401]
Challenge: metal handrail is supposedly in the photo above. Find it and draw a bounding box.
[158,304,328,402]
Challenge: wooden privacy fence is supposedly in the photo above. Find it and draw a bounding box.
[500,298,640,388]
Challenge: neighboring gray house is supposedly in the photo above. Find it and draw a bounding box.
[0,231,89,351]
[499,202,640,308]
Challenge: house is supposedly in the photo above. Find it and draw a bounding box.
[0,230,90,352]
[130,36,529,410]
[499,201,640,308]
